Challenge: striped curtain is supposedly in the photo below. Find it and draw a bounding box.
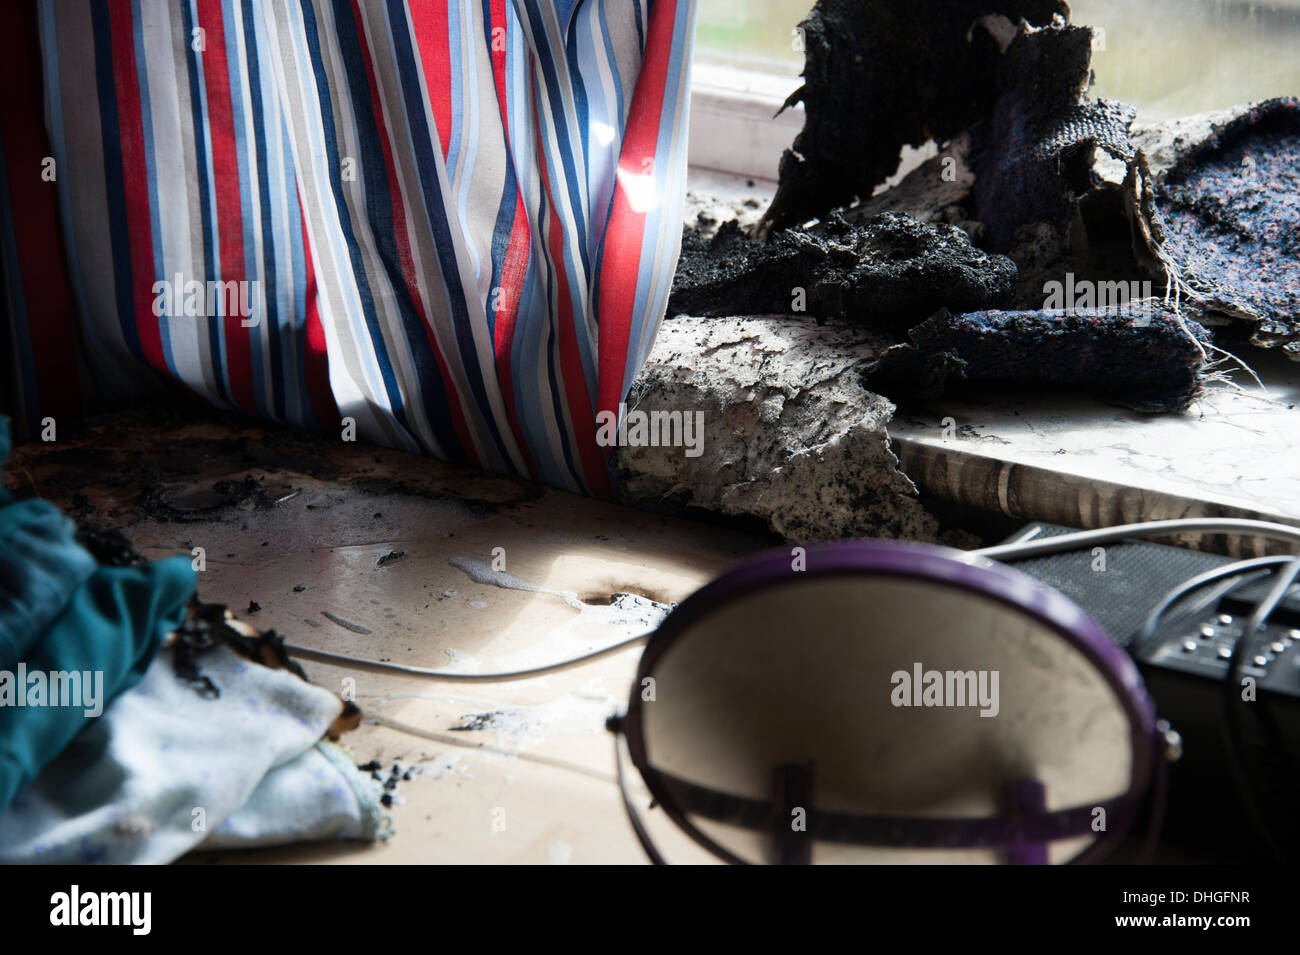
[0,0,697,497]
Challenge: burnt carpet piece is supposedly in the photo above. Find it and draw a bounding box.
[669,213,1017,329]
[1150,97,1300,358]
[963,19,1173,319]
[760,0,1068,233]
[865,307,1211,414]
[673,3,1300,413]
[833,21,1160,310]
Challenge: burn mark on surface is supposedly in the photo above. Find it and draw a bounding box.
[170,597,308,695]
[578,587,675,607]
[74,520,146,568]
[350,475,544,518]
[320,610,373,635]
[448,712,507,732]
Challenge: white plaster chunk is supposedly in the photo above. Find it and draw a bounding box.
[613,314,939,543]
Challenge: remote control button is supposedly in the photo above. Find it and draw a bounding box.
[1253,655,1268,667]
[1182,640,1197,652]
[1218,647,1233,660]
[1200,625,1216,638]
[1272,641,1286,654]
[1217,614,1234,625]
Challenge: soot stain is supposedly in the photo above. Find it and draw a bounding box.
[579,587,675,606]
[449,712,506,732]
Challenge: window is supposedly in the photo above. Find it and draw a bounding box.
[690,0,1300,178]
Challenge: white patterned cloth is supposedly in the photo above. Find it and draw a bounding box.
[0,644,385,864]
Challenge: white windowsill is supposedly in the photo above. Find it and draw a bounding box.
[687,61,803,183]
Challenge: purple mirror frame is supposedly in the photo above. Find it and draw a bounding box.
[620,538,1164,865]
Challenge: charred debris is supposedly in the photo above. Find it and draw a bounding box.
[669,1,1300,413]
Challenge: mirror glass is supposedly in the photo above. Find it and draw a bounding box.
[638,575,1136,864]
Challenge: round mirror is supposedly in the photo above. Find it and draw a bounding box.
[621,540,1160,864]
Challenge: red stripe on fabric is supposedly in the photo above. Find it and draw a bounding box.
[298,202,338,429]
[492,193,536,478]
[0,2,82,418]
[488,0,510,122]
[195,0,255,412]
[595,0,676,426]
[486,0,537,479]
[538,147,608,497]
[350,1,416,287]
[407,0,453,160]
[108,0,168,379]
[348,0,478,467]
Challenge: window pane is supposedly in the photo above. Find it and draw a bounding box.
[695,0,1300,117]
[1074,0,1300,117]
[695,0,809,75]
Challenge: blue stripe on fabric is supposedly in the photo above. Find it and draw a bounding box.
[573,3,615,252]
[529,152,586,494]
[240,0,283,421]
[338,0,463,459]
[634,0,644,59]
[527,42,600,413]
[544,311,585,494]
[481,1,514,343]
[385,0,516,467]
[36,1,114,403]
[442,0,465,178]
[520,3,590,277]
[563,10,592,210]
[288,174,312,426]
[0,128,42,425]
[300,0,426,452]
[89,1,145,364]
[513,266,570,491]
[273,121,307,428]
[181,0,233,408]
[597,1,625,136]
[555,0,584,31]
[453,4,484,284]
[129,0,177,382]
[623,0,693,394]
[226,0,264,416]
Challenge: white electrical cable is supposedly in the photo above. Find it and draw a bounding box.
[283,633,649,682]
[1245,555,1300,635]
[967,517,1300,563]
[1132,556,1290,651]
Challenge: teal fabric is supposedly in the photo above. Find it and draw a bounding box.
[0,649,386,862]
[0,558,196,812]
[0,417,96,670]
[0,415,198,811]
[0,499,99,672]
